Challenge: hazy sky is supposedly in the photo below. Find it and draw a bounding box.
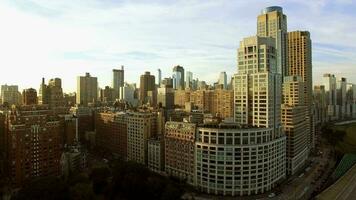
[1,0,356,92]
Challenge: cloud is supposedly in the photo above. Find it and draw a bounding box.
[0,0,355,92]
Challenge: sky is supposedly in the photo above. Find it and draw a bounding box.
[0,0,356,92]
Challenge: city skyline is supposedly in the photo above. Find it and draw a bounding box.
[1,0,356,92]
[1,2,356,199]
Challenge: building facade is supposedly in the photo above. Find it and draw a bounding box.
[22,88,38,105]
[257,6,288,79]
[113,66,124,100]
[139,72,156,105]
[165,122,196,185]
[147,136,164,173]
[126,112,157,164]
[77,73,98,106]
[173,65,185,90]
[1,85,21,106]
[281,76,309,175]
[5,105,63,186]
[196,124,286,196]
[95,112,127,159]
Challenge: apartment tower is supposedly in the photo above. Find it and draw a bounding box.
[113,66,124,100]
[287,31,313,149]
[257,6,288,79]
[281,76,309,175]
[77,73,98,106]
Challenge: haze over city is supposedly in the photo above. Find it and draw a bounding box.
[1,1,356,200]
[1,0,356,92]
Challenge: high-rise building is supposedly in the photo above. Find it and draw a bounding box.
[346,83,356,118]
[323,74,338,120]
[287,31,313,149]
[337,77,347,119]
[22,88,38,105]
[287,31,312,106]
[139,72,155,105]
[173,65,185,90]
[161,77,173,88]
[186,71,193,89]
[218,72,228,89]
[229,35,286,196]
[1,85,21,106]
[113,66,124,100]
[158,69,162,87]
[99,86,115,103]
[314,85,327,124]
[281,76,309,175]
[38,78,64,108]
[5,105,63,186]
[126,112,157,164]
[234,36,281,131]
[77,73,98,106]
[257,6,288,78]
[157,87,174,109]
[95,112,127,159]
[122,83,139,107]
[165,121,196,185]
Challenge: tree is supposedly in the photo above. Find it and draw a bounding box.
[90,166,111,195]
[13,176,69,200]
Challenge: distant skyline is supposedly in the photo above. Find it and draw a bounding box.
[1,0,356,92]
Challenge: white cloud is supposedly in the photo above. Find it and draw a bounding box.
[0,0,355,92]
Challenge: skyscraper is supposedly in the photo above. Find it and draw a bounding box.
[257,6,288,78]
[139,72,156,105]
[228,36,286,195]
[186,71,193,89]
[281,76,309,175]
[234,36,281,131]
[158,69,162,87]
[287,31,313,148]
[113,66,124,100]
[336,77,347,119]
[218,71,227,89]
[77,73,98,106]
[173,65,185,90]
[323,74,338,120]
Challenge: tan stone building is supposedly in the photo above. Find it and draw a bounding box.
[211,89,234,119]
[126,111,157,165]
[174,89,190,107]
[288,31,313,149]
[174,89,233,119]
[281,76,309,175]
[76,73,98,106]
